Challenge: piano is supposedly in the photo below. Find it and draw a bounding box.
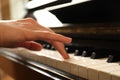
[0,0,120,80]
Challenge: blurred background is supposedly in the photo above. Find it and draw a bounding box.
[0,0,27,80]
[0,0,28,20]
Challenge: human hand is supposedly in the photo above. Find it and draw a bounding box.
[0,18,72,59]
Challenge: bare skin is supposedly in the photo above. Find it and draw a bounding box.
[0,18,72,59]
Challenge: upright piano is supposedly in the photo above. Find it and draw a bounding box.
[0,0,120,80]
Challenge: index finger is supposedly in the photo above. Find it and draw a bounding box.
[24,30,72,44]
[52,41,70,59]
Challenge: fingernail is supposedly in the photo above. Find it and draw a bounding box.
[66,37,72,43]
[63,53,70,59]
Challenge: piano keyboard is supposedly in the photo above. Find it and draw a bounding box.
[2,46,120,80]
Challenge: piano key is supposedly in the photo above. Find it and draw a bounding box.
[3,48,120,80]
[56,60,71,73]
[88,63,119,80]
[74,47,89,56]
[74,49,83,56]
[77,58,107,79]
[65,47,75,53]
[111,71,120,80]
[107,54,120,63]
[70,63,79,76]
[99,65,120,80]
[50,46,56,50]
[65,55,107,79]
[20,48,71,74]
[65,44,78,53]
[40,41,53,50]
[91,49,110,59]
[42,44,52,49]
[31,50,70,72]
[35,49,71,73]
[46,44,52,49]
[64,54,88,76]
[20,49,46,62]
[44,57,57,68]
[81,47,94,57]
[7,48,97,79]
[40,41,56,50]
[23,48,106,79]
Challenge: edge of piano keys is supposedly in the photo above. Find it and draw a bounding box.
[0,48,84,80]
[1,48,89,79]
[87,62,120,80]
[1,48,120,80]
[98,66,120,80]
[111,71,120,80]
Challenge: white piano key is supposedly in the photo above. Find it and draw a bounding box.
[3,48,120,80]
[78,58,107,79]
[111,71,120,80]
[61,61,71,73]
[70,62,79,76]
[18,49,71,74]
[39,49,71,73]
[65,54,107,79]
[65,54,89,77]
[44,57,55,67]
[88,62,119,80]
[99,65,120,80]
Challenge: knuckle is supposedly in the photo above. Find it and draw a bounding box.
[44,31,53,38]
[26,18,36,23]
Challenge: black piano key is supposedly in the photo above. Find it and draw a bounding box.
[65,47,76,53]
[81,50,87,56]
[38,41,49,49]
[81,50,92,57]
[50,46,56,50]
[42,44,46,48]
[91,49,110,59]
[44,44,56,50]
[107,51,120,63]
[38,41,55,50]
[65,44,79,53]
[74,49,83,56]
[39,41,52,49]
[42,43,49,49]
[81,47,94,57]
[46,44,52,49]
[74,47,89,56]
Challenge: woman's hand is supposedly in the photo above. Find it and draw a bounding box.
[0,18,72,59]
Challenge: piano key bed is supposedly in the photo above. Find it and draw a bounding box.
[0,44,120,80]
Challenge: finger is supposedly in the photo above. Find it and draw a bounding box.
[52,41,70,59]
[24,30,72,44]
[14,41,43,51]
[16,18,48,30]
